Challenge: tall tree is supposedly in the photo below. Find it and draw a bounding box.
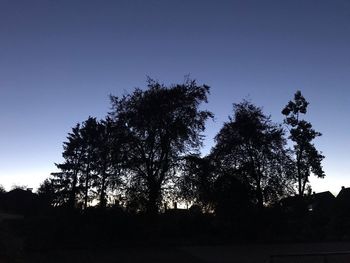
[282,91,325,196]
[109,78,213,214]
[79,117,100,210]
[93,117,124,208]
[212,101,294,208]
[51,123,85,208]
[51,117,102,209]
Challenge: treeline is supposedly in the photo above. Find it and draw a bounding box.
[38,78,325,216]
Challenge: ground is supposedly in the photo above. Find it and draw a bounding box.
[4,242,350,263]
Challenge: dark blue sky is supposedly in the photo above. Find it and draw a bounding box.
[1,0,350,193]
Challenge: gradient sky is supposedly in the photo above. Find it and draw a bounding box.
[1,0,350,194]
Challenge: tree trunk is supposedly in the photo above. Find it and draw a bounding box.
[69,170,78,209]
[298,171,302,196]
[297,148,304,196]
[256,181,264,209]
[146,178,161,215]
[84,164,90,210]
[100,171,107,208]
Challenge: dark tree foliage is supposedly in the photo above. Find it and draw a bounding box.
[282,91,325,196]
[92,117,124,208]
[212,170,250,218]
[177,155,217,212]
[51,117,124,209]
[0,185,6,194]
[178,154,250,216]
[30,83,337,246]
[37,178,56,207]
[51,123,85,208]
[109,78,213,214]
[79,117,100,210]
[212,101,294,208]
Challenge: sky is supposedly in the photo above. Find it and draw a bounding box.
[0,0,350,194]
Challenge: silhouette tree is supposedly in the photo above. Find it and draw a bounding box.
[177,154,216,211]
[282,91,325,196]
[52,117,126,209]
[178,154,251,215]
[93,117,124,208]
[212,169,250,218]
[51,123,85,208]
[78,117,100,210]
[37,178,56,207]
[109,78,213,214]
[212,101,294,208]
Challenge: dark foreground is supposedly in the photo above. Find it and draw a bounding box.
[2,208,350,262]
[3,242,350,263]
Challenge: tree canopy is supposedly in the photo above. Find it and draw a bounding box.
[282,91,325,196]
[47,81,324,215]
[212,101,295,207]
[109,78,213,213]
